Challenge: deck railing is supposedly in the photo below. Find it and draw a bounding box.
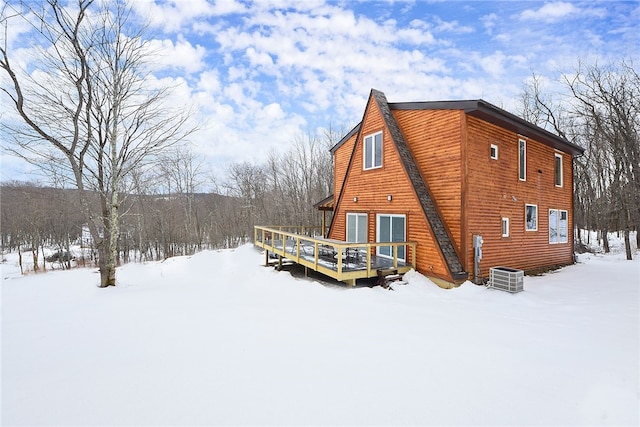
[254,225,417,286]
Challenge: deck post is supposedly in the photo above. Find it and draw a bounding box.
[265,250,269,267]
[393,245,398,268]
[412,243,417,268]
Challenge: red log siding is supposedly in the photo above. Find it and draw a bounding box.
[464,115,574,276]
[392,110,463,252]
[329,99,451,280]
[333,133,356,204]
[329,100,576,283]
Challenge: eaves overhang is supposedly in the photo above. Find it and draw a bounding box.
[329,123,361,154]
[389,99,585,157]
[469,100,584,157]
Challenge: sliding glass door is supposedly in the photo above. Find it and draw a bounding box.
[376,214,406,260]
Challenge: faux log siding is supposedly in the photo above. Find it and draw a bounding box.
[333,133,356,206]
[392,110,463,251]
[329,99,451,280]
[465,115,574,276]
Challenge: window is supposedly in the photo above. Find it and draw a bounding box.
[525,204,538,231]
[376,214,406,261]
[501,217,510,237]
[554,153,563,187]
[346,213,367,243]
[519,139,526,181]
[364,132,383,170]
[549,209,568,243]
[490,144,499,160]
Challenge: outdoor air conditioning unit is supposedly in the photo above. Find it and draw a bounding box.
[489,266,524,293]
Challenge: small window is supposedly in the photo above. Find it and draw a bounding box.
[490,144,499,160]
[519,139,527,181]
[554,153,563,187]
[501,217,509,237]
[364,132,383,170]
[525,204,537,231]
[549,209,568,243]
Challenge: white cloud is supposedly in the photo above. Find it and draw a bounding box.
[481,13,498,35]
[432,16,474,34]
[131,0,245,33]
[520,2,579,22]
[197,70,221,94]
[2,0,637,184]
[146,36,207,74]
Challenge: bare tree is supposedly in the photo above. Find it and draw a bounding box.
[519,59,639,259]
[1,0,195,286]
[156,147,207,254]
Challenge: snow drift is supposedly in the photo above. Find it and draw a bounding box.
[1,244,638,426]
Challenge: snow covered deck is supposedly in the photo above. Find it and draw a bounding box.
[254,226,417,286]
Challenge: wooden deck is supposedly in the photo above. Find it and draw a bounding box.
[254,226,417,286]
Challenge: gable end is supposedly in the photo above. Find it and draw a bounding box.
[371,89,468,281]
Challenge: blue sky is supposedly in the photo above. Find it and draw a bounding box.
[1,0,638,186]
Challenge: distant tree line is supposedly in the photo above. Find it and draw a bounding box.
[519,58,639,260]
[1,129,337,267]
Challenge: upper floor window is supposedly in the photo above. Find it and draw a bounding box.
[364,132,383,170]
[490,144,499,160]
[554,153,563,187]
[525,204,538,231]
[518,139,526,181]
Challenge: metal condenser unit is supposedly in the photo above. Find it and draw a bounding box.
[488,266,524,293]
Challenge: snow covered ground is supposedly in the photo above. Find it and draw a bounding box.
[1,238,639,426]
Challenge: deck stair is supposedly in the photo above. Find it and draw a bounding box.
[376,268,407,289]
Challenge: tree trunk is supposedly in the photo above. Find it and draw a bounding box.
[624,229,632,260]
[98,239,117,287]
[65,237,71,270]
[32,242,39,272]
[602,229,610,253]
[18,246,23,275]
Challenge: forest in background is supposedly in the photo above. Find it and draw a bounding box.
[2,60,638,270]
[1,130,337,270]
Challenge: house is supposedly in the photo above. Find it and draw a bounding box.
[323,89,584,286]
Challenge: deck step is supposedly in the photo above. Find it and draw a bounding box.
[376,269,405,289]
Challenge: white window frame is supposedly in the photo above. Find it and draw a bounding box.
[376,213,406,261]
[490,144,499,160]
[519,138,527,181]
[525,204,538,231]
[549,209,568,244]
[554,153,563,187]
[346,213,367,243]
[363,131,383,170]
[501,217,509,237]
